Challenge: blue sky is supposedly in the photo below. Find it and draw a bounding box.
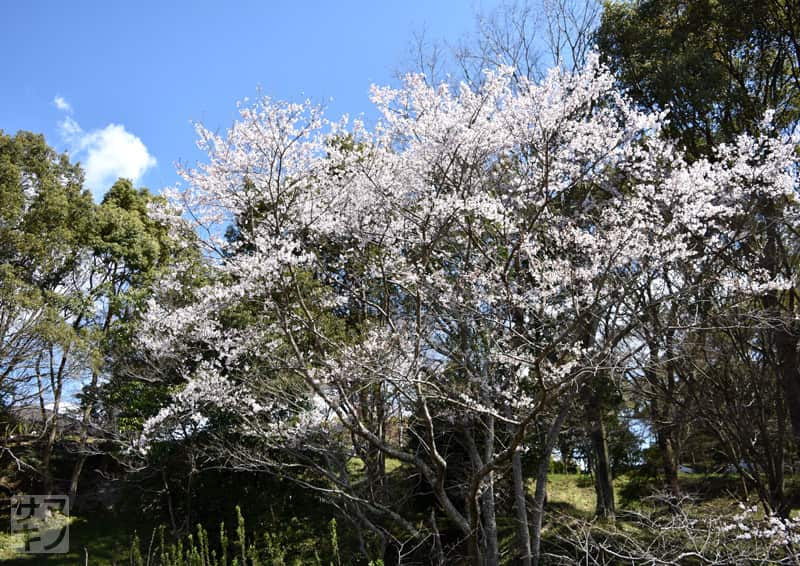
[1,1,498,200]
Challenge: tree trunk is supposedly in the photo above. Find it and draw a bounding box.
[762,215,800,448]
[481,415,499,566]
[463,416,498,566]
[467,491,483,566]
[775,327,800,448]
[41,349,65,496]
[588,397,614,521]
[531,399,572,566]
[481,473,499,566]
[508,403,532,566]
[646,338,682,498]
[657,428,681,497]
[512,445,532,566]
[68,456,86,505]
[768,392,788,516]
[428,510,444,566]
[41,426,57,495]
[69,369,100,505]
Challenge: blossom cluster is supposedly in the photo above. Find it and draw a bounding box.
[721,504,800,547]
[137,52,799,456]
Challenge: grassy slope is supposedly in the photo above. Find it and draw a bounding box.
[544,472,752,516]
[0,472,771,564]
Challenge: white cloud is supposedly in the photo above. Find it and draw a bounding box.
[58,117,157,199]
[53,95,72,113]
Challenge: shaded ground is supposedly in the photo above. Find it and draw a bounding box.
[0,510,147,565]
[0,472,790,564]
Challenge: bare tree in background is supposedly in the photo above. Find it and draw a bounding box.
[399,0,601,89]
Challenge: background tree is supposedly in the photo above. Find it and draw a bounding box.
[0,130,93,494]
[598,0,800,158]
[66,178,181,505]
[598,0,800,511]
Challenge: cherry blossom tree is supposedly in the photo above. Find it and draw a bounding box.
[137,53,799,565]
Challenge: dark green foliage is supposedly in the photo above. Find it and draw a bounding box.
[597,0,800,159]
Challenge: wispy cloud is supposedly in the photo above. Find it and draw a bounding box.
[53,95,72,113]
[55,99,157,200]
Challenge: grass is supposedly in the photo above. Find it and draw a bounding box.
[0,513,74,562]
[536,472,759,519]
[539,473,598,517]
[0,510,148,565]
[536,473,637,517]
[346,456,403,477]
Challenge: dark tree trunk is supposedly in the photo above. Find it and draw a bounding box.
[775,327,800,448]
[41,426,57,495]
[657,429,681,497]
[646,337,682,498]
[588,397,615,521]
[762,211,800,449]
[69,370,100,506]
[68,456,86,505]
[362,393,386,501]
